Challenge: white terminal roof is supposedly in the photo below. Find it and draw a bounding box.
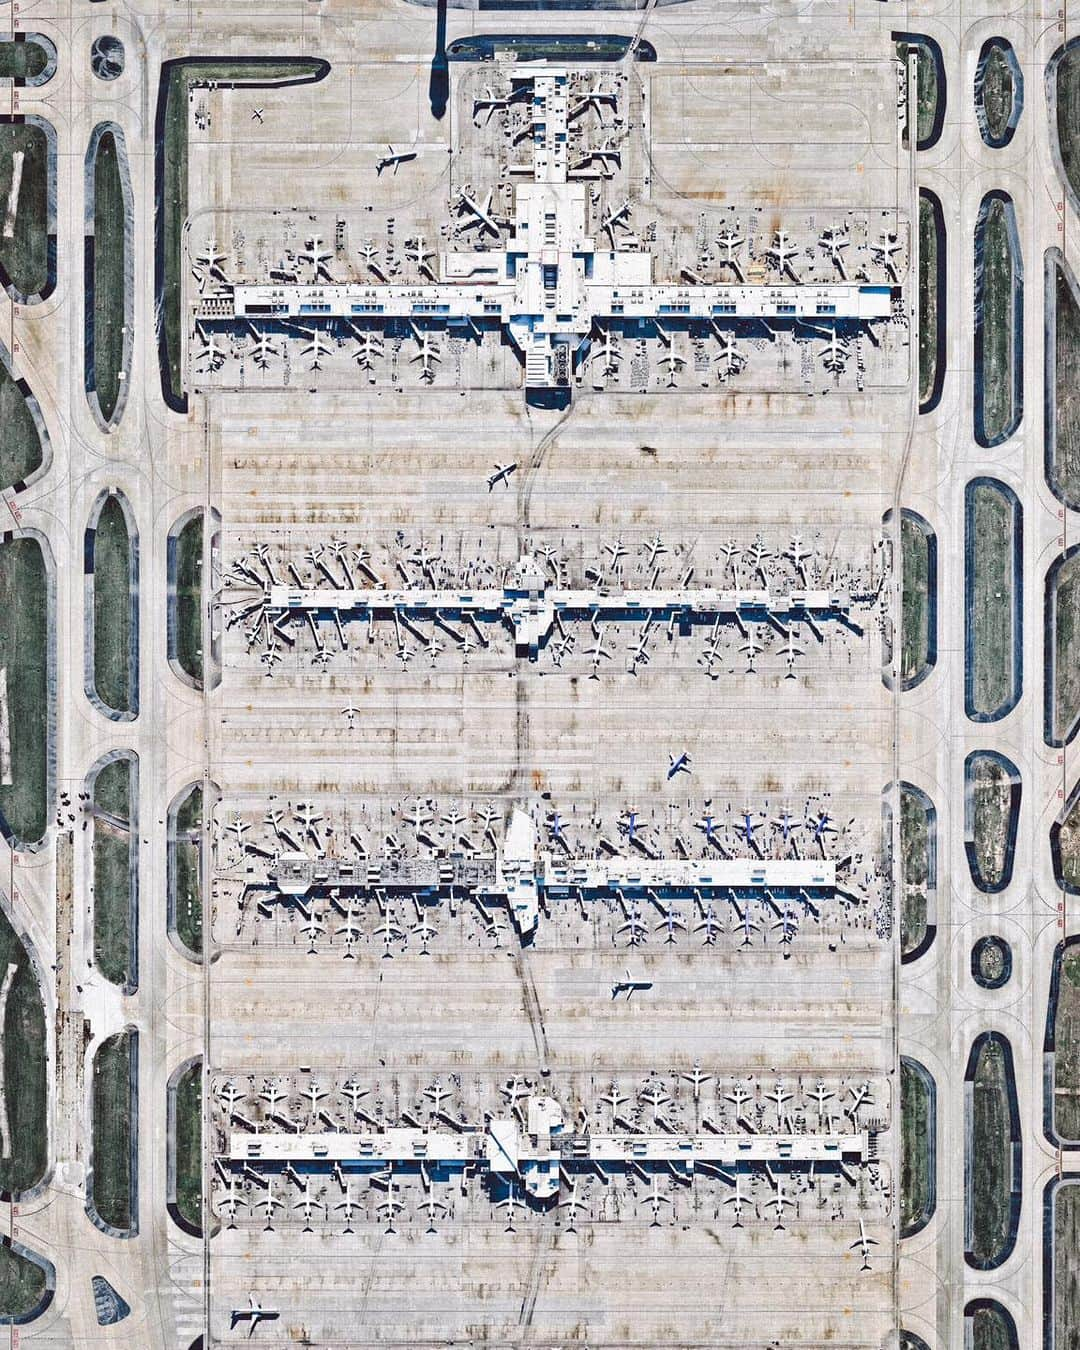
[225,67,895,388]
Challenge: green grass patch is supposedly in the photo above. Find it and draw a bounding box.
[159,59,327,406]
[0,1242,44,1319]
[918,195,937,406]
[970,757,1009,889]
[979,47,1014,143]
[978,198,1016,445]
[1057,47,1080,211]
[896,43,937,148]
[175,515,203,686]
[1055,1183,1080,1350]
[0,537,48,845]
[1053,551,1080,744]
[93,758,133,989]
[90,1030,134,1231]
[0,42,48,82]
[92,497,134,714]
[899,787,928,957]
[0,123,47,299]
[901,516,930,685]
[0,353,43,491]
[174,1062,202,1231]
[176,840,202,955]
[969,484,1013,716]
[1053,259,1080,506]
[91,131,127,424]
[971,1306,1012,1350]
[970,1039,1011,1266]
[0,904,46,1195]
[1055,955,1080,1141]
[900,1060,932,1233]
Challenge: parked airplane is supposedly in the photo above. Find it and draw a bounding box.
[409,324,442,379]
[818,227,849,279]
[456,187,509,238]
[766,229,801,281]
[297,234,334,280]
[646,1176,673,1226]
[714,230,745,281]
[244,321,281,369]
[568,78,617,124]
[348,324,384,371]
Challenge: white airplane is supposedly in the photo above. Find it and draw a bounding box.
[297,234,334,279]
[695,901,724,945]
[871,230,903,281]
[253,1180,284,1224]
[244,322,281,369]
[293,1180,325,1229]
[628,621,654,673]
[500,1075,532,1108]
[725,1083,753,1116]
[723,1177,749,1226]
[341,701,361,728]
[821,326,849,377]
[568,78,617,124]
[611,966,651,998]
[423,1079,452,1116]
[409,324,442,379]
[808,1080,835,1117]
[358,240,386,280]
[302,1080,328,1114]
[718,538,742,582]
[217,1179,246,1225]
[375,907,406,956]
[341,1079,369,1116]
[217,1080,245,1114]
[646,1176,673,1226]
[455,188,509,239]
[766,1082,793,1113]
[193,322,227,372]
[714,229,745,281]
[402,799,434,832]
[600,199,633,247]
[420,1187,448,1231]
[818,227,849,279]
[375,144,417,175]
[406,235,438,280]
[850,1219,879,1270]
[559,1178,588,1230]
[334,905,363,950]
[766,229,801,281]
[289,325,333,371]
[570,143,622,176]
[193,238,229,288]
[599,1083,629,1116]
[591,329,622,381]
[746,535,772,582]
[658,342,686,386]
[644,533,668,568]
[639,1079,673,1113]
[259,1079,287,1111]
[733,901,762,949]
[348,325,384,371]
[846,1079,874,1119]
[487,462,517,491]
[680,1064,713,1102]
[779,631,805,679]
[586,631,614,677]
[298,910,325,951]
[372,1172,405,1230]
[655,904,687,944]
[334,1182,360,1230]
[472,83,528,123]
[713,330,746,380]
[785,533,812,583]
[411,914,439,953]
[765,1181,796,1229]
[740,632,764,672]
[230,1295,279,1336]
[495,1184,523,1231]
[668,751,692,779]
